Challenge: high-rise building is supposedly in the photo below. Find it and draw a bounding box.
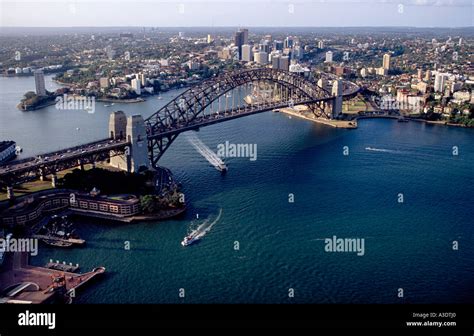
[459,38,463,47]
[131,78,141,95]
[383,53,391,70]
[271,54,280,69]
[279,56,290,71]
[139,73,147,86]
[318,41,324,49]
[254,51,268,65]
[325,51,333,63]
[273,40,284,51]
[284,36,294,49]
[178,32,185,38]
[241,44,252,62]
[434,73,447,93]
[34,70,46,96]
[207,34,212,44]
[234,28,249,60]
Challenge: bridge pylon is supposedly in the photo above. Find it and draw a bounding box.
[331,79,343,119]
[108,112,149,173]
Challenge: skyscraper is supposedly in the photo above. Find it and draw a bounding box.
[434,73,446,93]
[325,51,333,63]
[131,78,141,95]
[383,53,391,70]
[34,70,46,96]
[279,56,290,71]
[271,54,280,69]
[234,28,249,60]
[241,44,252,62]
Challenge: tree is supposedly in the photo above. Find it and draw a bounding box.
[140,195,157,213]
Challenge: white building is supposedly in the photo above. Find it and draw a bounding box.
[241,44,252,62]
[254,51,268,65]
[434,73,447,93]
[325,51,333,63]
[131,78,141,95]
[34,70,46,96]
[383,53,391,70]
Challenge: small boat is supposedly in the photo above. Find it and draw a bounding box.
[104,104,111,107]
[15,145,23,154]
[157,96,163,100]
[398,117,409,122]
[217,163,227,173]
[181,234,200,247]
[41,238,74,248]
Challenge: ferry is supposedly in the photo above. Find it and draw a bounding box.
[181,234,200,247]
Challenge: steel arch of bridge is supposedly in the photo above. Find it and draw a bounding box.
[145,68,334,167]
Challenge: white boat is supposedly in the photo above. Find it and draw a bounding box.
[157,96,163,100]
[104,104,111,107]
[181,234,200,247]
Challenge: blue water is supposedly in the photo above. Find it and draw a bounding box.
[1,76,473,303]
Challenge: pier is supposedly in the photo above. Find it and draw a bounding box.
[0,251,105,304]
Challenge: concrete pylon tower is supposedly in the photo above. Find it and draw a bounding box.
[109,111,127,140]
[108,112,149,173]
[331,79,343,119]
[125,115,149,173]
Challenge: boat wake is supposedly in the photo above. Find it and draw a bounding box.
[365,147,398,153]
[186,133,227,172]
[182,209,222,246]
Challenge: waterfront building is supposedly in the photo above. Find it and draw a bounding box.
[325,51,333,63]
[383,53,391,70]
[34,70,46,96]
[131,78,141,95]
[241,44,252,62]
[140,73,147,86]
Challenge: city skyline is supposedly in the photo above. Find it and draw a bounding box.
[0,0,472,28]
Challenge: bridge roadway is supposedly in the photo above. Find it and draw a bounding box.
[0,138,130,182]
[0,75,359,185]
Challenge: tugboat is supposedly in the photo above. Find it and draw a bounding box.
[181,234,200,247]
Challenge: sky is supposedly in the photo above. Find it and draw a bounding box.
[0,0,472,28]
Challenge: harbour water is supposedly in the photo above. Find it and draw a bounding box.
[1,75,473,303]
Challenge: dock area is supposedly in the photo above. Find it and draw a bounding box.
[0,251,105,304]
[278,107,358,129]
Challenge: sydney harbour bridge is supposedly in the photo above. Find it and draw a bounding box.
[0,68,359,196]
